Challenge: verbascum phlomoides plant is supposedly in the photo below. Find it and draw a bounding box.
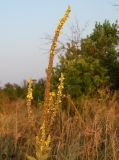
[27,6,71,160]
[43,6,71,116]
[26,79,35,127]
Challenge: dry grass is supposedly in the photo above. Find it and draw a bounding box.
[55,93,119,160]
[0,99,41,159]
[0,91,119,160]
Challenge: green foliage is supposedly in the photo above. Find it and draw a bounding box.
[53,54,108,99]
[53,20,119,99]
[2,83,27,100]
[81,20,119,89]
[81,20,119,57]
[3,83,18,100]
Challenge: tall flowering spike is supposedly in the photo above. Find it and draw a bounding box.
[27,79,33,106]
[26,79,35,127]
[44,6,71,113]
[50,5,71,56]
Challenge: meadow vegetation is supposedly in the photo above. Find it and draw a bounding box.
[0,6,119,160]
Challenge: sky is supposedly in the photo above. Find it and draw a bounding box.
[0,0,119,86]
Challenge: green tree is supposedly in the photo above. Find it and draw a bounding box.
[81,20,119,89]
[3,83,17,100]
[52,20,119,99]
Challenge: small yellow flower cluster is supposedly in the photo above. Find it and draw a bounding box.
[57,73,65,104]
[50,5,71,56]
[27,79,33,106]
[50,91,56,97]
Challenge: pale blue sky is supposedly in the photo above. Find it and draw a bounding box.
[0,0,118,85]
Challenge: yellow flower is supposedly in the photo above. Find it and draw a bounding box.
[50,92,56,97]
